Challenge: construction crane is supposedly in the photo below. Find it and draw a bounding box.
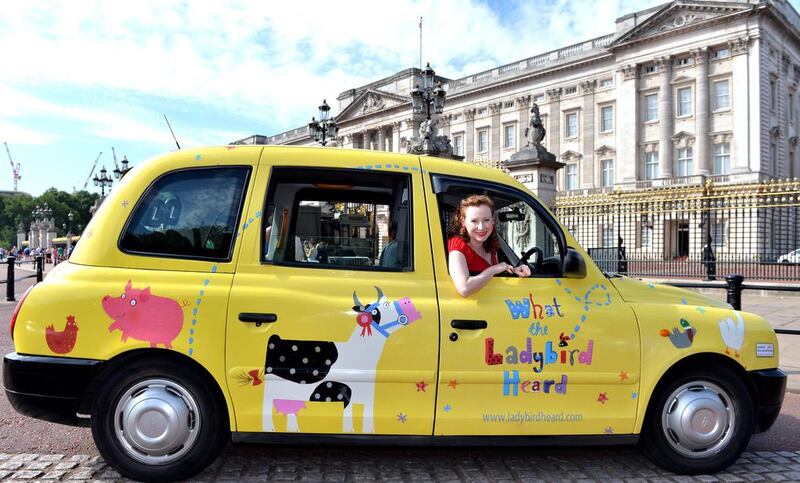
[3,142,21,191]
[82,152,103,190]
[111,147,120,171]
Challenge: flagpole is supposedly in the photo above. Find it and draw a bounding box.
[419,16,422,70]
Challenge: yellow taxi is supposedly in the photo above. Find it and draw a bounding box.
[3,146,786,482]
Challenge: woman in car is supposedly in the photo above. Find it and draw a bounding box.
[447,194,530,296]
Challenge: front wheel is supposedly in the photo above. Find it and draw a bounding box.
[91,358,229,482]
[641,365,754,474]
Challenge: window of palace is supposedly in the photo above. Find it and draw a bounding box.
[677,87,693,117]
[713,80,730,111]
[678,147,693,177]
[714,143,731,174]
[645,94,658,122]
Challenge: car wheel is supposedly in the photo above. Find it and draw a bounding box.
[91,358,228,482]
[640,365,754,474]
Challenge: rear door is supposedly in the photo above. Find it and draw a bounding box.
[226,150,439,435]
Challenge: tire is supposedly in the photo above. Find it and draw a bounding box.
[640,365,754,475]
[90,358,229,482]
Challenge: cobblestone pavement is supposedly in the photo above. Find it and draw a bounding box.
[1,446,800,482]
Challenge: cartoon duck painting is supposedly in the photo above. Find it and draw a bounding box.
[718,312,745,357]
[659,318,696,349]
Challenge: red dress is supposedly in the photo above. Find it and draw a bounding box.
[447,236,498,273]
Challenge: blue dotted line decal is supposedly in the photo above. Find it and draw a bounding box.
[555,280,613,341]
[235,210,263,239]
[188,264,218,357]
[355,164,421,172]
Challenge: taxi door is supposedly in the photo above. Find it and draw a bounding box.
[226,149,439,436]
[424,172,641,436]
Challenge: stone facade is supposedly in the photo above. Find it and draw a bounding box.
[237,0,800,195]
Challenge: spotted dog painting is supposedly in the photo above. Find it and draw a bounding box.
[262,286,422,432]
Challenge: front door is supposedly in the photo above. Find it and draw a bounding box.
[424,173,641,436]
[226,151,439,436]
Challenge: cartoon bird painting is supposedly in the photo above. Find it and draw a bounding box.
[718,312,745,357]
[45,315,79,354]
[659,318,696,349]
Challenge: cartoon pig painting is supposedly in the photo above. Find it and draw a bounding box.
[102,280,184,348]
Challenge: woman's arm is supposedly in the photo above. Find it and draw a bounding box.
[448,250,511,297]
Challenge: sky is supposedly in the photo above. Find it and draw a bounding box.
[2,0,799,196]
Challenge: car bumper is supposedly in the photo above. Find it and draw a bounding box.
[748,368,787,433]
[2,352,103,427]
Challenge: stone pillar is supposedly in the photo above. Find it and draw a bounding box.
[504,150,565,208]
[392,122,402,153]
[517,96,531,145]
[16,223,25,251]
[377,128,386,151]
[546,88,562,160]
[656,56,674,178]
[693,47,710,175]
[617,64,638,182]
[581,80,596,188]
[490,102,502,161]
[464,109,475,162]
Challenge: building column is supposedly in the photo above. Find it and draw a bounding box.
[617,64,638,182]
[656,55,674,178]
[490,102,501,161]
[730,36,751,173]
[465,109,475,161]
[377,128,386,151]
[693,47,710,175]
[517,95,531,146]
[546,88,562,183]
[581,80,596,188]
[392,122,402,153]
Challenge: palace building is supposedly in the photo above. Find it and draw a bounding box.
[236,0,800,277]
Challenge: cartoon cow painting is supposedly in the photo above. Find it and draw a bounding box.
[262,286,422,433]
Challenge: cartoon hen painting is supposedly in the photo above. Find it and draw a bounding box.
[659,318,696,349]
[45,315,79,354]
[718,312,745,357]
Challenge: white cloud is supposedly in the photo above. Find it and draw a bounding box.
[0,120,58,146]
[0,0,670,134]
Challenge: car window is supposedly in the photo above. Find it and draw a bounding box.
[263,168,412,271]
[496,200,561,262]
[120,167,250,260]
[434,175,563,277]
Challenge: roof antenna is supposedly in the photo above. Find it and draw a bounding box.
[163,114,181,150]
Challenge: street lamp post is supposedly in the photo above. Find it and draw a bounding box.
[93,166,113,196]
[308,100,338,146]
[66,212,74,251]
[113,156,132,179]
[408,63,457,158]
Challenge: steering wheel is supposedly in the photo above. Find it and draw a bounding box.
[516,246,542,275]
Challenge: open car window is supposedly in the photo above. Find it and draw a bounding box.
[433,174,564,277]
[262,168,412,271]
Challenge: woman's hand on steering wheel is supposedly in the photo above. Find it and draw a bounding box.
[516,246,542,275]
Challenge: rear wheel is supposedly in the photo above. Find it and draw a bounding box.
[91,358,228,482]
[641,365,754,474]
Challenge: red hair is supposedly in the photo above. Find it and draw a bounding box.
[448,194,499,253]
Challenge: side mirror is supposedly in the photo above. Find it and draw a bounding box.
[563,248,586,279]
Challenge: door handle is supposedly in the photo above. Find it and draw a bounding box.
[238,313,278,327]
[451,319,488,330]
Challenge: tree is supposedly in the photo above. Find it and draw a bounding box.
[0,190,100,248]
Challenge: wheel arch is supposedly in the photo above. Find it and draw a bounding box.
[78,349,234,430]
[639,352,755,432]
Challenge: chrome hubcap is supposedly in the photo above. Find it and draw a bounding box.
[661,381,735,458]
[114,378,200,465]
